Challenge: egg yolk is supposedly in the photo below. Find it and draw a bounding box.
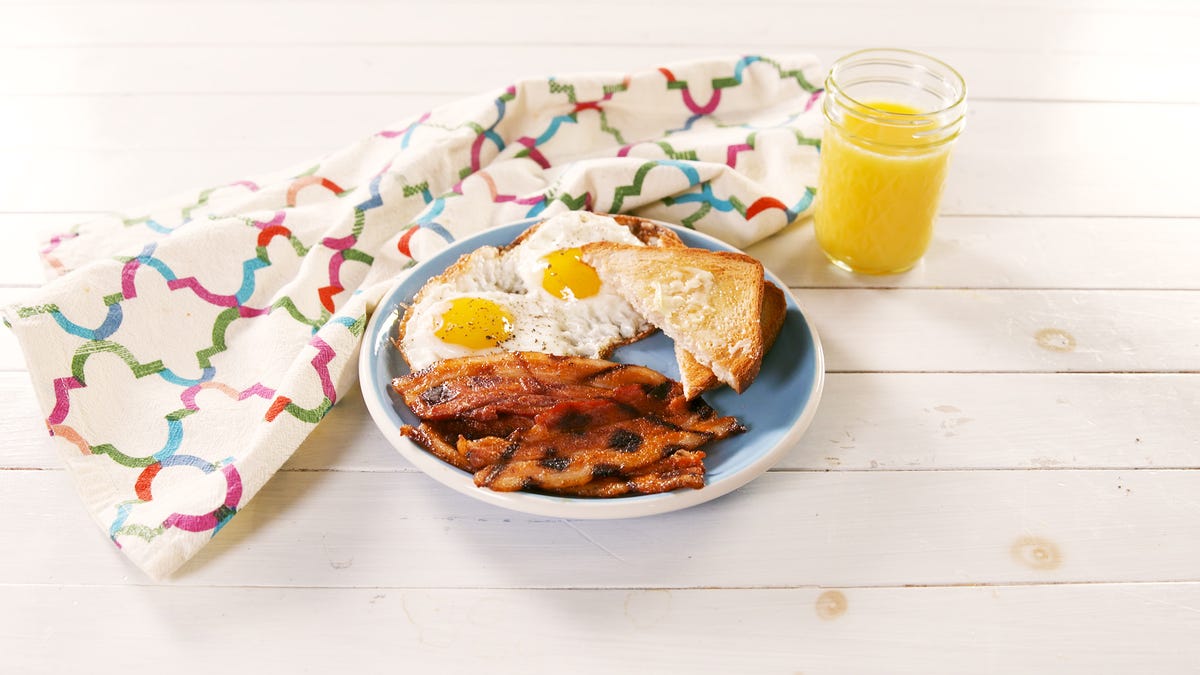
[435,297,514,349]
[542,247,601,300]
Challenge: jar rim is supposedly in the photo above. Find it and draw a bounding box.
[826,48,967,118]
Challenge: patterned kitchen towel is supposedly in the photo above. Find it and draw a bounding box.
[3,54,824,579]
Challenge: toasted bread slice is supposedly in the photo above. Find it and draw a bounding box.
[676,280,785,398]
[581,243,766,392]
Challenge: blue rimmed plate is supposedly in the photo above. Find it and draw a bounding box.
[359,218,824,518]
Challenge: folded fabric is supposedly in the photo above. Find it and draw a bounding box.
[3,54,824,579]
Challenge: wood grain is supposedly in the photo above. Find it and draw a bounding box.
[3,583,1199,674]
[3,469,1200,588]
[802,289,1200,373]
[9,1,1196,56]
[0,42,1195,103]
[2,0,1197,670]
[752,216,1200,290]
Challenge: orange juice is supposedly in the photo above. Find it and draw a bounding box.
[813,50,966,275]
[815,101,951,274]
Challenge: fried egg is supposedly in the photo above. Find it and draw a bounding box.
[399,212,656,370]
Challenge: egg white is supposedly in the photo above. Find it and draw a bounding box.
[400,212,653,370]
[505,211,643,296]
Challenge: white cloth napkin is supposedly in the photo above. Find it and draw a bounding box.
[4,54,824,579]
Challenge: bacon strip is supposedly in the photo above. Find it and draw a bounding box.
[555,451,708,497]
[393,352,743,497]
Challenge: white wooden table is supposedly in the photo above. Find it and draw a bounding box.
[4,1,1199,672]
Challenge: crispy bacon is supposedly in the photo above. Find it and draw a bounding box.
[392,352,744,497]
[556,451,708,497]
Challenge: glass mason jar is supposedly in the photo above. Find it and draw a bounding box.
[814,49,967,274]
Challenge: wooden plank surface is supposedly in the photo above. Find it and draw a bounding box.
[0,45,1188,102]
[801,289,1200,373]
[3,583,1199,674]
[8,2,1197,56]
[3,0,1198,671]
[4,469,1200,588]
[751,217,1200,290]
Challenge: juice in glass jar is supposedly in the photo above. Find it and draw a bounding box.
[814,50,966,275]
